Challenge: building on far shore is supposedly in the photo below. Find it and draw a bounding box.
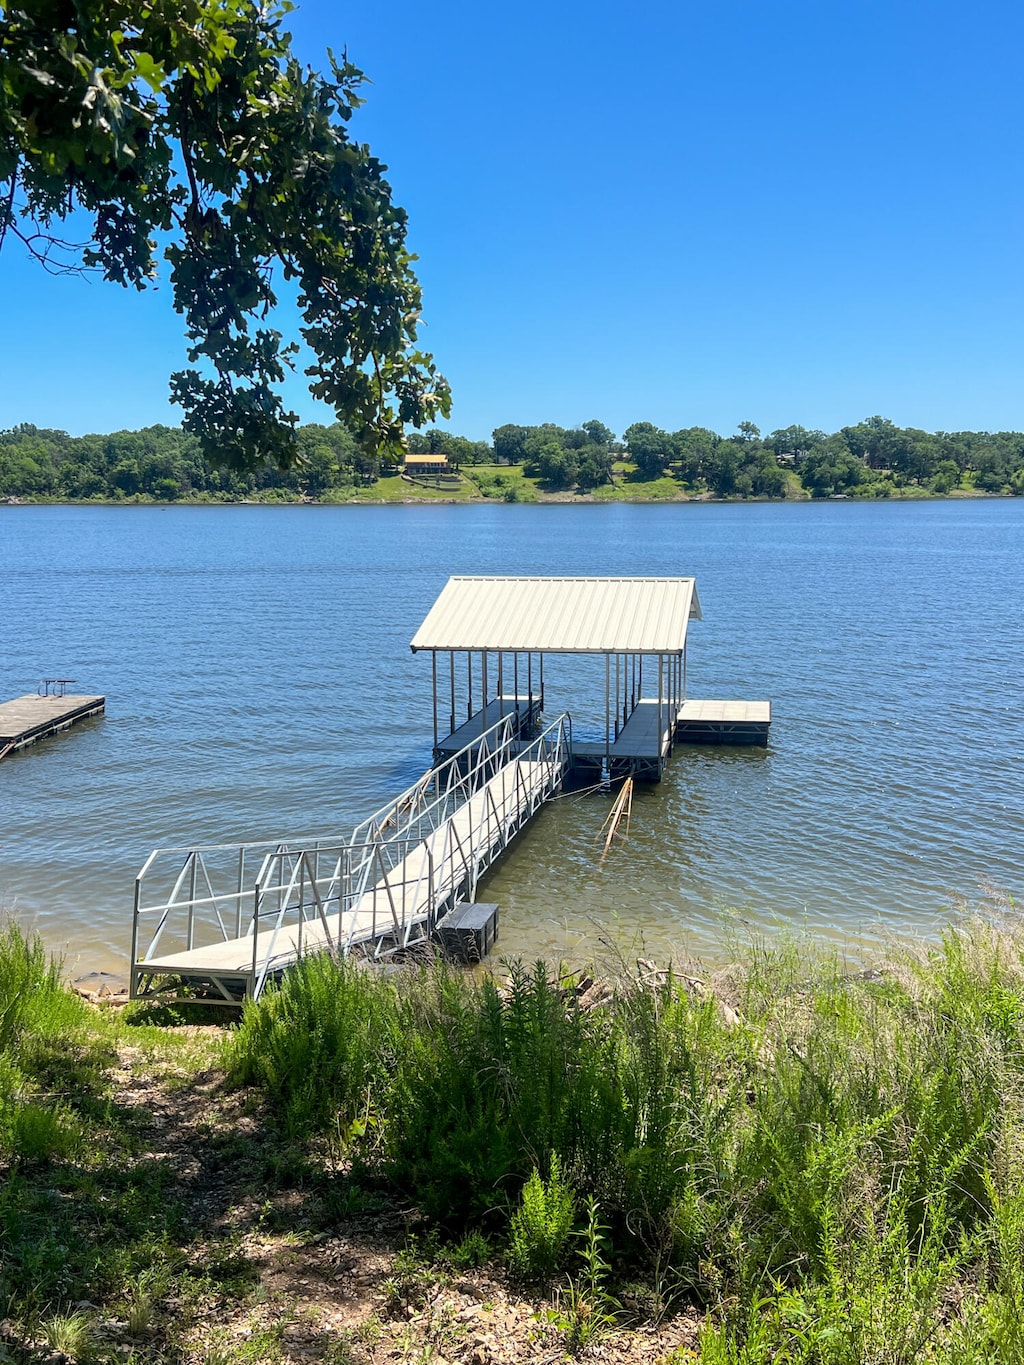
[403,452,452,475]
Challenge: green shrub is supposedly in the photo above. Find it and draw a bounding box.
[226,953,397,1140]
[508,1155,575,1281]
[0,919,65,1051]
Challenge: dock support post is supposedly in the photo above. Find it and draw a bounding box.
[432,652,438,750]
[683,642,687,700]
[467,654,472,720]
[614,654,620,739]
[605,653,611,764]
[482,652,488,735]
[497,652,504,718]
[450,652,456,735]
[657,656,664,754]
[540,654,545,711]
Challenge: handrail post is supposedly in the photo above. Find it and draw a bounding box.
[236,848,245,938]
[297,856,305,960]
[250,875,262,999]
[187,852,197,950]
[130,875,142,998]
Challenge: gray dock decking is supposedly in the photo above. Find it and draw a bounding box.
[676,698,771,745]
[0,693,105,757]
[434,695,541,759]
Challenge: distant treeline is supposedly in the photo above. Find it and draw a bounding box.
[2,415,1023,501]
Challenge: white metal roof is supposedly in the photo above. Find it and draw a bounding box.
[410,576,702,655]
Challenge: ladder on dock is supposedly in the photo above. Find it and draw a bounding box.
[130,712,570,1004]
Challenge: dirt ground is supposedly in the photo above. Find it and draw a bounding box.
[77,1032,703,1365]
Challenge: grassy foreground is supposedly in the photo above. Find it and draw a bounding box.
[4,920,1024,1363]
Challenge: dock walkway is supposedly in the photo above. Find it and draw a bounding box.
[569,699,675,780]
[434,695,541,760]
[569,696,772,778]
[132,714,571,1002]
[0,693,105,758]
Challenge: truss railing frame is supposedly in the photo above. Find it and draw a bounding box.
[130,713,571,1003]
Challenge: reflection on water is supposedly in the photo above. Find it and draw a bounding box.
[0,499,1022,977]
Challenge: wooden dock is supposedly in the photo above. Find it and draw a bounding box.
[0,693,105,758]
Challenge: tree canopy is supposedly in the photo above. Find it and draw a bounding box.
[0,0,450,469]
[2,413,1023,503]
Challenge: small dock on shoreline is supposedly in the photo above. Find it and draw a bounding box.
[0,691,105,759]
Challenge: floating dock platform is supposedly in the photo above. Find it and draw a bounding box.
[0,693,105,759]
[676,699,771,746]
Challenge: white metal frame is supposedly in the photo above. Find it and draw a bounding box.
[130,712,571,1003]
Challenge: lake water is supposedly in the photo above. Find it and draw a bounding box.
[1,500,1022,980]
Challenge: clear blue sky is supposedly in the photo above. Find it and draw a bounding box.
[2,0,1022,441]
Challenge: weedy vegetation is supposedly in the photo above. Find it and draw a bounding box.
[7,915,1024,1361]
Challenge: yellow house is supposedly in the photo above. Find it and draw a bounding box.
[403,452,450,474]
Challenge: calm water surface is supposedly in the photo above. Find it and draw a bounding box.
[1,501,1021,978]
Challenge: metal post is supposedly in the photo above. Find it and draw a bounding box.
[514,653,519,707]
[614,653,620,739]
[297,859,305,960]
[482,651,488,733]
[657,656,664,755]
[540,654,545,710]
[236,848,245,937]
[605,653,611,762]
[130,877,142,997]
[338,846,346,948]
[187,852,197,950]
[432,651,438,749]
[251,877,261,999]
[467,653,473,719]
[528,653,533,706]
[450,651,456,735]
[498,652,504,717]
[683,641,687,700]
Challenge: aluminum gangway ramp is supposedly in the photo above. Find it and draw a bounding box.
[130,713,570,1003]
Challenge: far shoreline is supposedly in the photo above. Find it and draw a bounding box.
[1,488,1012,510]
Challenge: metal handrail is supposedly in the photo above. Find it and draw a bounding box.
[131,711,571,999]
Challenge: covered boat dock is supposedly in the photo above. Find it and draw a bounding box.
[411,575,763,781]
